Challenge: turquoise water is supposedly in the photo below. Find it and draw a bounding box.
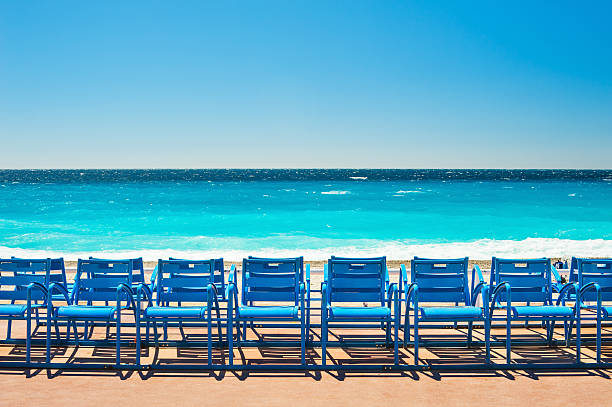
[1,170,612,259]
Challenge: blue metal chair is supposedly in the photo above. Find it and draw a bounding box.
[135,259,222,366]
[321,256,399,366]
[489,257,579,363]
[0,258,50,363]
[574,258,612,363]
[403,257,490,365]
[46,259,136,366]
[227,257,308,366]
[7,257,67,335]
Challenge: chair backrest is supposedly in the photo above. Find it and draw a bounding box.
[490,257,551,304]
[326,256,386,306]
[170,257,225,299]
[411,257,470,305]
[156,259,217,305]
[89,257,145,283]
[241,257,303,305]
[74,259,133,304]
[575,258,612,302]
[11,257,66,284]
[0,258,50,301]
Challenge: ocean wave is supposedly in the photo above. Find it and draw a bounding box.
[1,238,611,261]
[321,190,350,195]
[395,190,424,194]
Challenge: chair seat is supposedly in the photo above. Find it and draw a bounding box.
[238,305,298,319]
[419,306,483,320]
[0,304,28,317]
[144,306,207,319]
[56,305,116,320]
[329,306,391,320]
[511,305,574,318]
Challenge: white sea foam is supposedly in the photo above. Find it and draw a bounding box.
[349,176,368,180]
[321,190,350,195]
[1,238,611,261]
[395,190,424,194]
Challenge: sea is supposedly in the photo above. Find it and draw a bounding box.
[1,169,612,260]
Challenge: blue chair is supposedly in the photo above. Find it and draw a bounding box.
[7,257,67,336]
[227,257,308,366]
[135,259,222,366]
[46,259,136,366]
[489,257,579,363]
[403,257,490,365]
[0,258,51,363]
[321,256,398,365]
[574,258,612,363]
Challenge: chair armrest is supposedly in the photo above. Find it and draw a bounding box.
[470,264,484,297]
[116,284,136,309]
[48,282,72,306]
[228,264,237,283]
[387,282,398,304]
[405,282,419,311]
[385,266,390,291]
[206,283,221,311]
[26,282,48,306]
[471,282,489,306]
[321,282,328,309]
[556,282,579,305]
[577,282,602,306]
[400,264,408,288]
[551,265,565,292]
[305,264,311,302]
[136,283,154,305]
[150,264,158,288]
[490,282,511,315]
[227,282,240,318]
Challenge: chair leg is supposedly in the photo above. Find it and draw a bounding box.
[575,315,581,363]
[485,317,491,364]
[506,317,511,364]
[596,310,602,364]
[116,314,121,367]
[385,318,391,346]
[7,320,12,340]
[207,308,212,366]
[26,314,32,364]
[467,321,473,347]
[321,316,328,366]
[228,311,234,366]
[403,307,410,348]
[394,312,399,365]
[413,320,419,366]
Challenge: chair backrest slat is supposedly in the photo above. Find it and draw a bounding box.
[327,257,386,305]
[411,257,469,304]
[242,257,302,305]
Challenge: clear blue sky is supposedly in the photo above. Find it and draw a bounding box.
[1,1,611,168]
